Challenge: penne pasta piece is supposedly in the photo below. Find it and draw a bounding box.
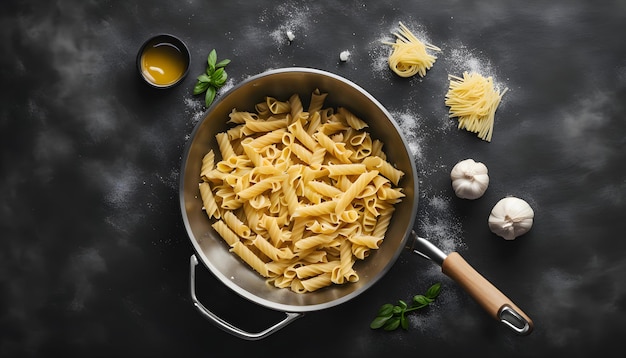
[199,182,220,219]
[308,88,328,114]
[253,234,293,261]
[292,200,337,218]
[216,132,236,160]
[324,163,367,177]
[288,119,319,152]
[266,97,291,114]
[348,234,383,249]
[338,107,368,130]
[313,131,353,164]
[200,150,215,181]
[228,109,258,124]
[230,241,270,277]
[222,210,251,238]
[363,156,404,186]
[300,272,333,292]
[212,220,240,246]
[245,117,289,133]
[294,261,338,279]
[334,170,379,214]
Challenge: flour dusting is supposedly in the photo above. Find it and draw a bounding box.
[392,110,426,163]
[369,40,391,78]
[261,3,318,48]
[419,195,465,253]
[184,97,205,126]
[391,109,465,254]
[445,46,508,94]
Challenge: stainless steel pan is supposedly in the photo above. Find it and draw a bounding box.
[180,68,419,339]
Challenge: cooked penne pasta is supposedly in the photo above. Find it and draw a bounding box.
[324,163,367,177]
[363,156,404,186]
[334,170,379,214]
[212,220,240,246]
[230,241,269,277]
[266,97,291,114]
[216,132,236,160]
[199,182,220,219]
[198,91,405,293]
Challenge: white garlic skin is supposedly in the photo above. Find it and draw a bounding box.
[488,197,535,240]
[450,158,489,199]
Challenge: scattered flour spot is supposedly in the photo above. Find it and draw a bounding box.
[392,109,453,177]
[101,163,141,210]
[446,46,507,94]
[418,195,465,254]
[392,110,426,163]
[447,46,494,76]
[408,280,463,334]
[184,97,205,126]
[369,40,390,78]
[184,78,236,130]
[218,78,235,95]
[156,168,179,191]
[391,109,465,254]
[262,3,317,49]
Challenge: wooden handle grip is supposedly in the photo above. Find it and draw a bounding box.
[442,252,534,334]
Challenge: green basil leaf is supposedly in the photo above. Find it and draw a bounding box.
[383,317,401,331]
[211,68,225,82]
[369,282,441,331]
[197,73,211,83]
[400,315,409,330]
[377,303,394,316]
[193,81,209,95]
[425,282,442,299]
[207,49,217,70]
[215,72,228,87]
[370,315,391,329]
[205,86,217,107]
[413,295,433,306]
[216,58,231,68]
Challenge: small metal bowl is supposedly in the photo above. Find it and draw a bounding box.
[136,34,190,89]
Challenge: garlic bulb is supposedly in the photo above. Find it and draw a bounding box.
[488,197,534,240]
[450,158,489,199]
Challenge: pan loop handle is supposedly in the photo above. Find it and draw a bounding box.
[189,254,302,340]
[499,306,532,335]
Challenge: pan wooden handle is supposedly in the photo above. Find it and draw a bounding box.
[442,252,534,335]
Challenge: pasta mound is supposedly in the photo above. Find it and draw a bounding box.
[445,71,508,142]
[198,90,406,293]
[383,22,441,78]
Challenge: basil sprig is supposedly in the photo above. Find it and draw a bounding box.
[370,282,441,331]
[193,49,230,107]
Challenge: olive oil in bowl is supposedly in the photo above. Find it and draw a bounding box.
[137,34,190,89]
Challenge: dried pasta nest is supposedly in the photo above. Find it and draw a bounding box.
[383,22,441,78]
[445,71,508,142]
